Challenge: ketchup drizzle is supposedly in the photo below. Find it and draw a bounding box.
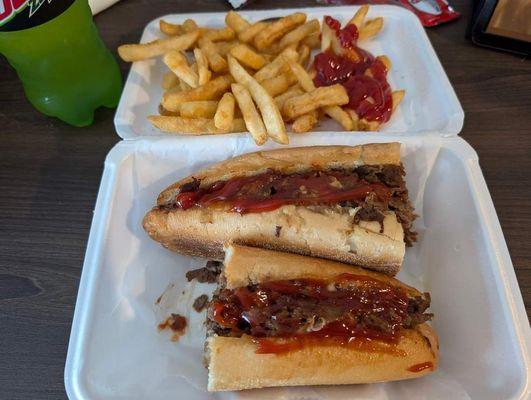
[314,16,393,123]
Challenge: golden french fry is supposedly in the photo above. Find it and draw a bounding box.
[231,83,267,145]
[179,77,192,91]
[214,92,235,131]
[254,13,306,50]
[225,11,251,34]
[163,51,199,88]
[292,110,318,133]
[261,72,297,97]
[321,20,334,52]
[193,48,211,85]
[230,44,267,70]
[162,71,179,90]
[159,20,183,36]
[348,5,369,27]
[117,31,199,62]
[325,106,355,131]
[204,27,236,42]
[358,118,380,131]
[158,103,179,116]
[346,109,359,128]
[180,100,219,118]
[359,17,383,40]
[162,74,234,111]
[182,18,199,33]
[199,37,227,72]
[376,55,391,70]
[215,41,239,56]
[302,33,320,49]
[298,44,310,67]
[253,48,298,82]
[392,90,405,112]
[279,19,320,50]
[287,60,315,92]
[274,86,304,113]
[148,115,245,134]
[228,55,287,144]
[283,84,349,119]
[238,21,268,43]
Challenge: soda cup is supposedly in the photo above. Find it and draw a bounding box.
[0,0,122,126]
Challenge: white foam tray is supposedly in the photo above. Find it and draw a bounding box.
[114,5,464,139]
[65,133,531,400]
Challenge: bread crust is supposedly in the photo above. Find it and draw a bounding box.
[157,143,401,205]
[207,244,438,391]
[207,326,438,391]
[143,204,404,275]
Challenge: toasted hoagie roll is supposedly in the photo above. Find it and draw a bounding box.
[143,143,416,275]
[205,244,438,392]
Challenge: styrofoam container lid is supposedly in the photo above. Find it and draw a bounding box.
[114,6,464,140]
[65,133,531,400]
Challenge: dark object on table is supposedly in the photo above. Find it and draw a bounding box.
[469,0,531,56]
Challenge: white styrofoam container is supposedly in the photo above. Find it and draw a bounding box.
[65,5,531,400]
[114,6,464,139]
[64,134,531,400]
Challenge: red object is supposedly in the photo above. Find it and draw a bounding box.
[318,0,460,27]
[174,169,390,214]
[408,361,435,372]
[314,16,393,123]
[211,273,412,354]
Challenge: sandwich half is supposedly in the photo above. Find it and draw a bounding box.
[143,143,415,275]
[205,244,438,391]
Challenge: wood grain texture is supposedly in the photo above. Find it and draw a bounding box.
[0,0,529,398]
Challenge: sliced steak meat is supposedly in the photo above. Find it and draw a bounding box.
[186,260,222,283]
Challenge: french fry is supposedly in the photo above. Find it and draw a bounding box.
[283,84,349,119]
[148,115,245,134]
[228,55,287,144]
[163,51,199,88]
[324,106,354,131]
[253,48,298,82]
[229,44,267,70]
[162,71,179,90]
[376,55,391,70]
[321,20,334,52]
[193,48,211,85]
[254,13,306,50]
[359,17,383,40]
[182,18,199,33]
[302,33,320,49]
[215,41,239,56]
[391,90,405,112]
[204,27,236,42]
[292,110,318,133]
[287,60,315,92]
[158,104,179,116]
[117,31,199,61]
[179,77,192,91]
[287,59,354,130]
[359,118,380,131]
[279,19,320,50]
[298,44,310,67]
[214,92,235,131]
[159,20,183,36]
[180,100,219,118]
[225,11,251,34]
[162,74,234,111]
[261,72,297,97]
[199,37,227,72]
[274,86,304,112]
[348,5,369,27]
[238,22,268,43]
[346,109,359,129]
[231,83,267,145]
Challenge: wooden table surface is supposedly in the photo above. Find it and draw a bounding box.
[0,0,530,398]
